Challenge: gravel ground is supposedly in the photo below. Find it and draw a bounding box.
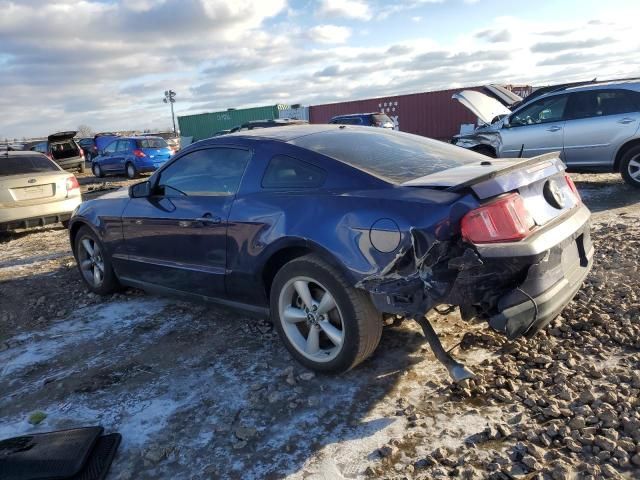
[0,171,638,479]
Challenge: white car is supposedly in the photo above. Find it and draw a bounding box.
[0,151,82,231]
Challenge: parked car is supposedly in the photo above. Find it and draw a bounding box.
[93,133,119,156]
[69,125,592,374]
[329,112,394,129]
[30,131,86,173]
[77,138,98,161]
[451,80,640,187]
[91,136,173,179]
[0,151,82,230]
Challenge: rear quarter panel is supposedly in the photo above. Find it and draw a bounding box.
[223,139,479,305]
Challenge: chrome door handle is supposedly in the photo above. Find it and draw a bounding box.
[546,126,562,132]
[618,118,635,124]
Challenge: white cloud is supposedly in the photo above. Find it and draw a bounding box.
[308,24,352,44]
[316,0,372,21]
[1,1,640,138]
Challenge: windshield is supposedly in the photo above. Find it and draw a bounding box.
[0,155,59,176]
[291,128,484,183]
[137,138,168,149]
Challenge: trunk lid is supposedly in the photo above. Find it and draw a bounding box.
[0,172,70,207]
[403,153,579,227]
[48,131,77,142]
[452,90,512,125]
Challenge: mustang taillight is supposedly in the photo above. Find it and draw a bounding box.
[66,176,80,191]
[564,174,581,202]
[461,193,535,244]
[133,149,146,158]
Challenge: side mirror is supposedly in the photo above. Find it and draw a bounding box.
[502,117,511,128]
[97,150,104,156]
[129,181,151,198]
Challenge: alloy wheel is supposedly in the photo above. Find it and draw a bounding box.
[127,164,135,178]
[78,236,105,288]
[278,276,345,363]
[628,154,640,183]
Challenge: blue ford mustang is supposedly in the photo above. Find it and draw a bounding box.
[69,125,593,376]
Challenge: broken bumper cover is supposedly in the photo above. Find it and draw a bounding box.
[479,204,593,338]
[365,203,593,339]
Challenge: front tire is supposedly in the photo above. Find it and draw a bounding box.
[74,226,120,295]
[92,163,104,178]
[620,145,640,188]
[126,162,139,179]
[270,254,382,373]
[78,162,86,173]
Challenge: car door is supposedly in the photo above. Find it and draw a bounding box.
[119,146,252,298]
[499,94,569,158]
[99,140,118,170]
[111,140,130,173]
[563,89,640,169]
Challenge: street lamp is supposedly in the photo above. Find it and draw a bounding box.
[163,90,177,135]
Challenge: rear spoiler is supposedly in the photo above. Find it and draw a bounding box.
[448,153,565,200]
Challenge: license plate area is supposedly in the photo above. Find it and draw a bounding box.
[12,184,54,201]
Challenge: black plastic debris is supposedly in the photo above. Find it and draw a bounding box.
[0,426,121,480]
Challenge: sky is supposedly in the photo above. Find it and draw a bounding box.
[1,0,639,139]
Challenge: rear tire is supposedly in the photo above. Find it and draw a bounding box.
[126,162,139,179]
[620,145,640,188]
[74,226,120,295]
[78,162,86,174]
[270,254,382,373]
[92,163,104,178]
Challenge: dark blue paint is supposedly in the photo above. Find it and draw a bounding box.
[70,126,482,312]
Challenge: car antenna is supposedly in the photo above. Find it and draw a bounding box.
[518,144,525,158]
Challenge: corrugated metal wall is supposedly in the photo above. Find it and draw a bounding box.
[276,104,309,121]
[309,88,480,141]
[178,105,279,141]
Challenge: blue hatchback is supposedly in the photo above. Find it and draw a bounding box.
[91,136,173,179]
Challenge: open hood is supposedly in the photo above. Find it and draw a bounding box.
[483,84,522,107]
[48,131,77,142]
[452,90,512,125]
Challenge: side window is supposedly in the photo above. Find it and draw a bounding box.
[262,155,326,189]
[33,143,47,153]
[104,141,118,154]
[596,90,638,116]
[116,140,130,152]
[510,95,568,126]
[158,147,251,197]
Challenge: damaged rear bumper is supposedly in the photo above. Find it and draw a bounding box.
[364,203,593,339]
[482,204,593,338]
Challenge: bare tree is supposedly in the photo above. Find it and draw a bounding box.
[77,124,94,137]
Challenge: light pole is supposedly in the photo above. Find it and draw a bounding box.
[163,90,177,135]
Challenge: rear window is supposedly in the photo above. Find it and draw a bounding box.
[290,128,484,183]
[0,155,59,176]
[371,113,393,124]
[137,138,168,149]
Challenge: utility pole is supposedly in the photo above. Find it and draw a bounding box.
[163,90,177,135]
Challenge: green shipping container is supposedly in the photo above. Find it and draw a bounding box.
[177,105,280,141]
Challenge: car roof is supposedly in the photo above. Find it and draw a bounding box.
[332,113,379,117]
[221,124,339,142]
[1,150,47,157]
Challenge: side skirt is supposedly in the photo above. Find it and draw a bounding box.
[118,276,270,318]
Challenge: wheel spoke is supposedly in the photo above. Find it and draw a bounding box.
[95,261,105,273]
[632,169,640,180]
[316,291,336,316]
[80,259,92,270]
[93,266,102,285]
[629,158,640,169]
[283,306,307,323]
[81,238,94,256]
[318,320,343,347]
[294,280,314,309]
[305,326,320,354]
